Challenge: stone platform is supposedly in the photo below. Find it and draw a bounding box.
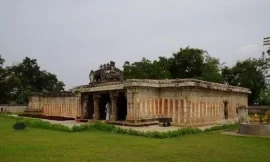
[222,130,270,138]
[106,120,159,127]
[239,123,270,137]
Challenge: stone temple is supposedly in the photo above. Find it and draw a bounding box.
[28,61,251,127]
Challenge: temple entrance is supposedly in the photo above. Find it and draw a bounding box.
[117,92,127,121]
[87,94,94,119]
[99,93,110,120]
[224,101,228,119]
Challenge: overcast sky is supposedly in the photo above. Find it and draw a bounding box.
[0,0,269,89]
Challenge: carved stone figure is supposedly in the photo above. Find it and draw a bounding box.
[105,102,111,121]
[89,61,123,85]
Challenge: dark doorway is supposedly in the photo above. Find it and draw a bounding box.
[87,94,94,119]
[99,93,110,120]
[117,92,127,121]
[224,101,228,119]
[0,108,3,113]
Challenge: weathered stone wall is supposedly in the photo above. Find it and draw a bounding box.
[239,123,270,136]
[247,106,270,114]
[137,88,159,120]
[28,96,42,110]
[173,88,247,126]
[32,79,249,125]
[0,105,27,113]
[28,93,81,118]
[127,87,248,126]
[126,88,136,120]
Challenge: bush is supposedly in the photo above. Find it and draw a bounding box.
[72,124,90,132]
[0,115,238,139]
[204,124,238,132]
[1,115,72,132]
[75,122,203,139]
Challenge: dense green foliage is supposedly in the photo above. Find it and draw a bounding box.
[0,55,65,104]
[222,58,270,104]
[123,47,270,105]
[1,117,270,162]
[259,88,270,105]
[1,46,270,105]
[1,115,238,139]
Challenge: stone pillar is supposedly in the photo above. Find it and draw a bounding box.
[124,91,128,119]
[93,93,100,120]
[237,105,248,123]
[126,89,136,121]
[110,91,119,121]
[81,94,88,118]
[134,90,140,122]
[126,91,133,120]
[76,93,81,117]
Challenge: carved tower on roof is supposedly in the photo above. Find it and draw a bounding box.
[89,61,123,85]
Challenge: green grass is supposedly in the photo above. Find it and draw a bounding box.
[1,118,270,162]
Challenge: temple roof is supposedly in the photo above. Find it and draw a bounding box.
[29,91,77,97]
[74,79,251,94]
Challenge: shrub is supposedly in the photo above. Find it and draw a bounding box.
[204,124,238,132]
[0,114,239,139]
[72,124,90,132]
[0,115,72,132]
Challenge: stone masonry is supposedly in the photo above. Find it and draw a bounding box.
[28,92,81,118]
[28,79,251,127]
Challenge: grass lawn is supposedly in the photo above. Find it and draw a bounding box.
[0,118,270,162]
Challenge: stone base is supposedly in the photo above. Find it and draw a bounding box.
[171,118,238,127]
[239,123,270,136]
[159,122,171,127]
[126,118,157,124]
[107,120,158,127]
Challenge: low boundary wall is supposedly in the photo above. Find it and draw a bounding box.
[0,105,27,113]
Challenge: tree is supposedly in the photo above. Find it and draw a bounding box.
[40,71,65,91]
[199,54,223,83]
[0,55,21,104]
[123,57,171,79]
[0,55,9,103]
[123,58,151,79]
[169,47,205,79]
[259,88,270,105]
[222,58,269,104]
[122,46,270,105]
[123,47,223,82]
[0,55,4,65]
[151,56,172,79]
[7,57,65,104]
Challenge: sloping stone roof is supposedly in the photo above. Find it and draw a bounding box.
[74,79,251,94]
[29,91,77,97]
[124,79,251,93]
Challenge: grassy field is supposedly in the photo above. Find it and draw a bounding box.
[1,118,270,162]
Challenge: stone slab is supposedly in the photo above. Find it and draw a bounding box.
[239,123,270,136]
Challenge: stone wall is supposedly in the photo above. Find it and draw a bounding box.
[28,92,81,118]
[126,87,248,126]
[247,106,270,114]
[239,123,270,136]
[29,79,250,125]
[0,105,27,113]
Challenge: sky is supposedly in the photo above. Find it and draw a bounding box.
[0,0,269,90]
